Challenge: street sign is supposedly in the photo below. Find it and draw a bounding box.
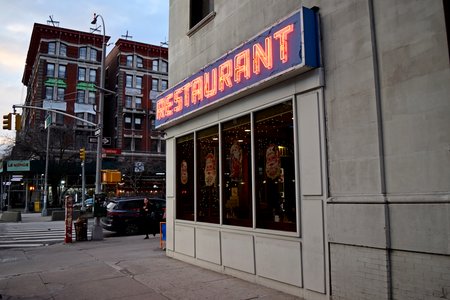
[44,115,52,129]
[88,136,111,145]
[103,148,121,155]
[94,128,101,136]
[102,137,111,145]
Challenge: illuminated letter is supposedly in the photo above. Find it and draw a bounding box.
[253,37,273,74]
[234,49,251,83]
[218,59,233,92]
[156,99,165,120]
[165,93,173,117]
[273,24,294,63]
[204,68,217,98]
[173,87,183,113]
[183,82,192,108]
[191,76,203,104]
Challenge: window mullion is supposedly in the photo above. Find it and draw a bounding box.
[250,112,256,229]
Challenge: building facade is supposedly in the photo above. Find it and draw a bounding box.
[104,39,168,196]
[161,1,450,299]
[22,23,109,151]
[16,23,168,205]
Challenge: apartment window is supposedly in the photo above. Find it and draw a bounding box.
[152,79,159,91]
[151,139,158,153]
[76,113,84,126]
[161,61,168,73]
[126,55,133,67]
[176,134,195,221]
[89,69,96,82]
[136,56,144,68]
[136,76,143,89]
[196,125,220,224]
[87,113,95,124]
[46,63,55,77]
[152,60,159,71]
[45,87,53,100]
[57,88,65,101]
[125,96,132,108]
[55,112,64,125]
[135,117,142,130]
[59,43,67,57]
[254,101,296,232]
[90,48,98,61]
[58,65,66,78]
[124,116,132,129]
[135,97,142,109]
[79,47,87,60]
[161,80,168,91]
[126,75,133,88]
[48,42,56,55]
[88,91,96,104]
[222,115,252,227]
[78,67,86,81]
[77,90,85,103]
[190,0,214,29]
[150,117,156,130]
[124,138,132,151]
[134,138,142,152]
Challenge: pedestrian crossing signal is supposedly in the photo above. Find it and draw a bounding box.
[79,148,86,161]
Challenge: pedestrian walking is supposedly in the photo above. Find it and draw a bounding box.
[141,197,156,239]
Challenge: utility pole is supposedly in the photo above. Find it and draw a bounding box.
[91,12,107,240]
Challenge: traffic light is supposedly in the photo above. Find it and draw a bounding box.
[79,148,86,161]
[2,113,12,130]
[15,114,22,132]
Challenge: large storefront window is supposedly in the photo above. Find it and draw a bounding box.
[197,126,220,223]
[176,134,194,221]
[174,101,297,232]
[222,115,252,227]
[254,101,296,232]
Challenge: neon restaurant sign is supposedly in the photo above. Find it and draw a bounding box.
[156,7,319,128]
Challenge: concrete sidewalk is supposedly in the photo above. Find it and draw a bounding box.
[0,220,299,299]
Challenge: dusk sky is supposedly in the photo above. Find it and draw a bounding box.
[0,0,169,147]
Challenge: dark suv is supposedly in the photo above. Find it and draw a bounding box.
[100,196,165,235]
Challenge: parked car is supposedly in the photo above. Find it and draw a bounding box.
[100,196,165,235]
[73,198,94,212]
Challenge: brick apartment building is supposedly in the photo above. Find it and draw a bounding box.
[8,23,168,207]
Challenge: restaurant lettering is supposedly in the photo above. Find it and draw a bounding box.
[156,8,319,128]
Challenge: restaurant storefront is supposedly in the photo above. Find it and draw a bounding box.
[157,8,329,298]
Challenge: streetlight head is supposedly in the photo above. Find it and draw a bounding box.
[91,13,98,25]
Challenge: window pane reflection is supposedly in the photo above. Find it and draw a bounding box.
[197,126,220,223]
[176,134,195,221]
[222,115,252,227]
[254,101,296,232]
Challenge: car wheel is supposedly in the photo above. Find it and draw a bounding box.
[125,223,139,235]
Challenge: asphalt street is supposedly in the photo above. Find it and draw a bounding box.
[0,213,300,299]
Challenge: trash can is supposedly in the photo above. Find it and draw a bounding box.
[74,217,88,241]
[34,201,41,212]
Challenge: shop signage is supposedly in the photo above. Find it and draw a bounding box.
[155,7,319,128]
[103,148,122,155]
[7,160,30,172]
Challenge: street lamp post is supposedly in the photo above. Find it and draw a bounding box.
[91,13,106,240]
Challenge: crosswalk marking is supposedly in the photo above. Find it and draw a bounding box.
[0,228,91,248]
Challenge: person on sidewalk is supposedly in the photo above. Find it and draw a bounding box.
[141,198,156,239]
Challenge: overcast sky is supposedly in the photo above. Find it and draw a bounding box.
[0,0,169,149]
